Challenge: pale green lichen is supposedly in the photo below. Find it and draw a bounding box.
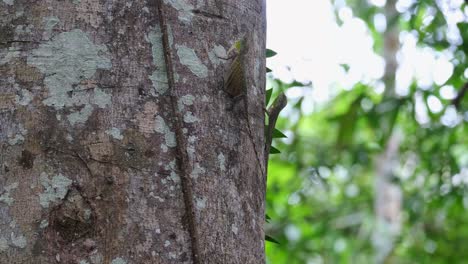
[183,111,199,123]
[231,225,239,235]
[72,0,81,4]
[254,59,261,85]
[190,163,205,179]
[176,45,208,78]
[166,134,176,148]
[111,257,127,264]
[39,173,73,208]
[196,0,205,8]
[91,88,112,108]
[208,45,227,66]
[39,219,49,229]
[67,105,94,125]
[80,261,90,264]
[0,182,18,206]
[84,209,91,220]
[10,233,26,249]
[7,125,27,145]
[165,159,177,170]
[169,172,179,185]
[42,16,59,40]
[0,48,20,65]
[15,88,33,106]
[2,0,14,5]
[90,253,103,264]
[149,71,169,95]
[177,94,195,111]
[188,135,197,143]
[195,197,206,209]
[163,0,194,22]
[0,237,8,252]
[218,153,226,172]
[106,127,124,140]
[154,115,176,148]
[147,28,169,95]
[7,134,24,145]
[186,145,195,160]
[167,25,174,47]
[154,115,166,133]
[150,192,165,202]
[14,25,32,36]
[27,29,112,125]
[186,136,197,159]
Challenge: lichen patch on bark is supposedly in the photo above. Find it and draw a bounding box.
[38,173,73,208]
[176,45,208,78]
[147,27,169,95]
[183,111,199,123]
[2,0,13,5]
[105,127,124,140]
[0,182,18,206]
[10,232,27,249]
[208,45,227,66]
[163,0,194,22]
[154,115,177,150]
[27,29,112,125]
[111,257,127,264]
[42,16,59,40]
[177,94,195,111]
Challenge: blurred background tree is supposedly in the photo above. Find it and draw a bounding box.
[264,0,468,263]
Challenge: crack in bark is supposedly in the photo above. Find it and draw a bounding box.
[191,9,226,20]
[45,146,143,177]
[45,146,95,177]
[156,2,202,263]
[0,40,38,46]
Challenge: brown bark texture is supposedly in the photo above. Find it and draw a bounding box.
[0,0,266,263]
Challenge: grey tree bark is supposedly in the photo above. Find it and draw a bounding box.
[0,0,267,263]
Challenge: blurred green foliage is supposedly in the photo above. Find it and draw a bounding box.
[265,1,468,263]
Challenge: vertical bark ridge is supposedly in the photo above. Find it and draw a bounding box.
[155,1,201,263]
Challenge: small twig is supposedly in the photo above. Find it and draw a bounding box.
[452,82,468,110]
[265,93,287,166]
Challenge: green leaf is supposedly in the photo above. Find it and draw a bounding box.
[265,235,280,244]
[269,146,281,154]
[266,49,277,58]
[340,64,350,72]
[272,128,287,139]
[266,67,272,73]
[335,95,363,148]
[266,89,273,106]
[366,142,382,152]
[265,214,271,223]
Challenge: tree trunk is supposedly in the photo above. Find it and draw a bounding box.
[0,0,266,263]
[372,0,402,263]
